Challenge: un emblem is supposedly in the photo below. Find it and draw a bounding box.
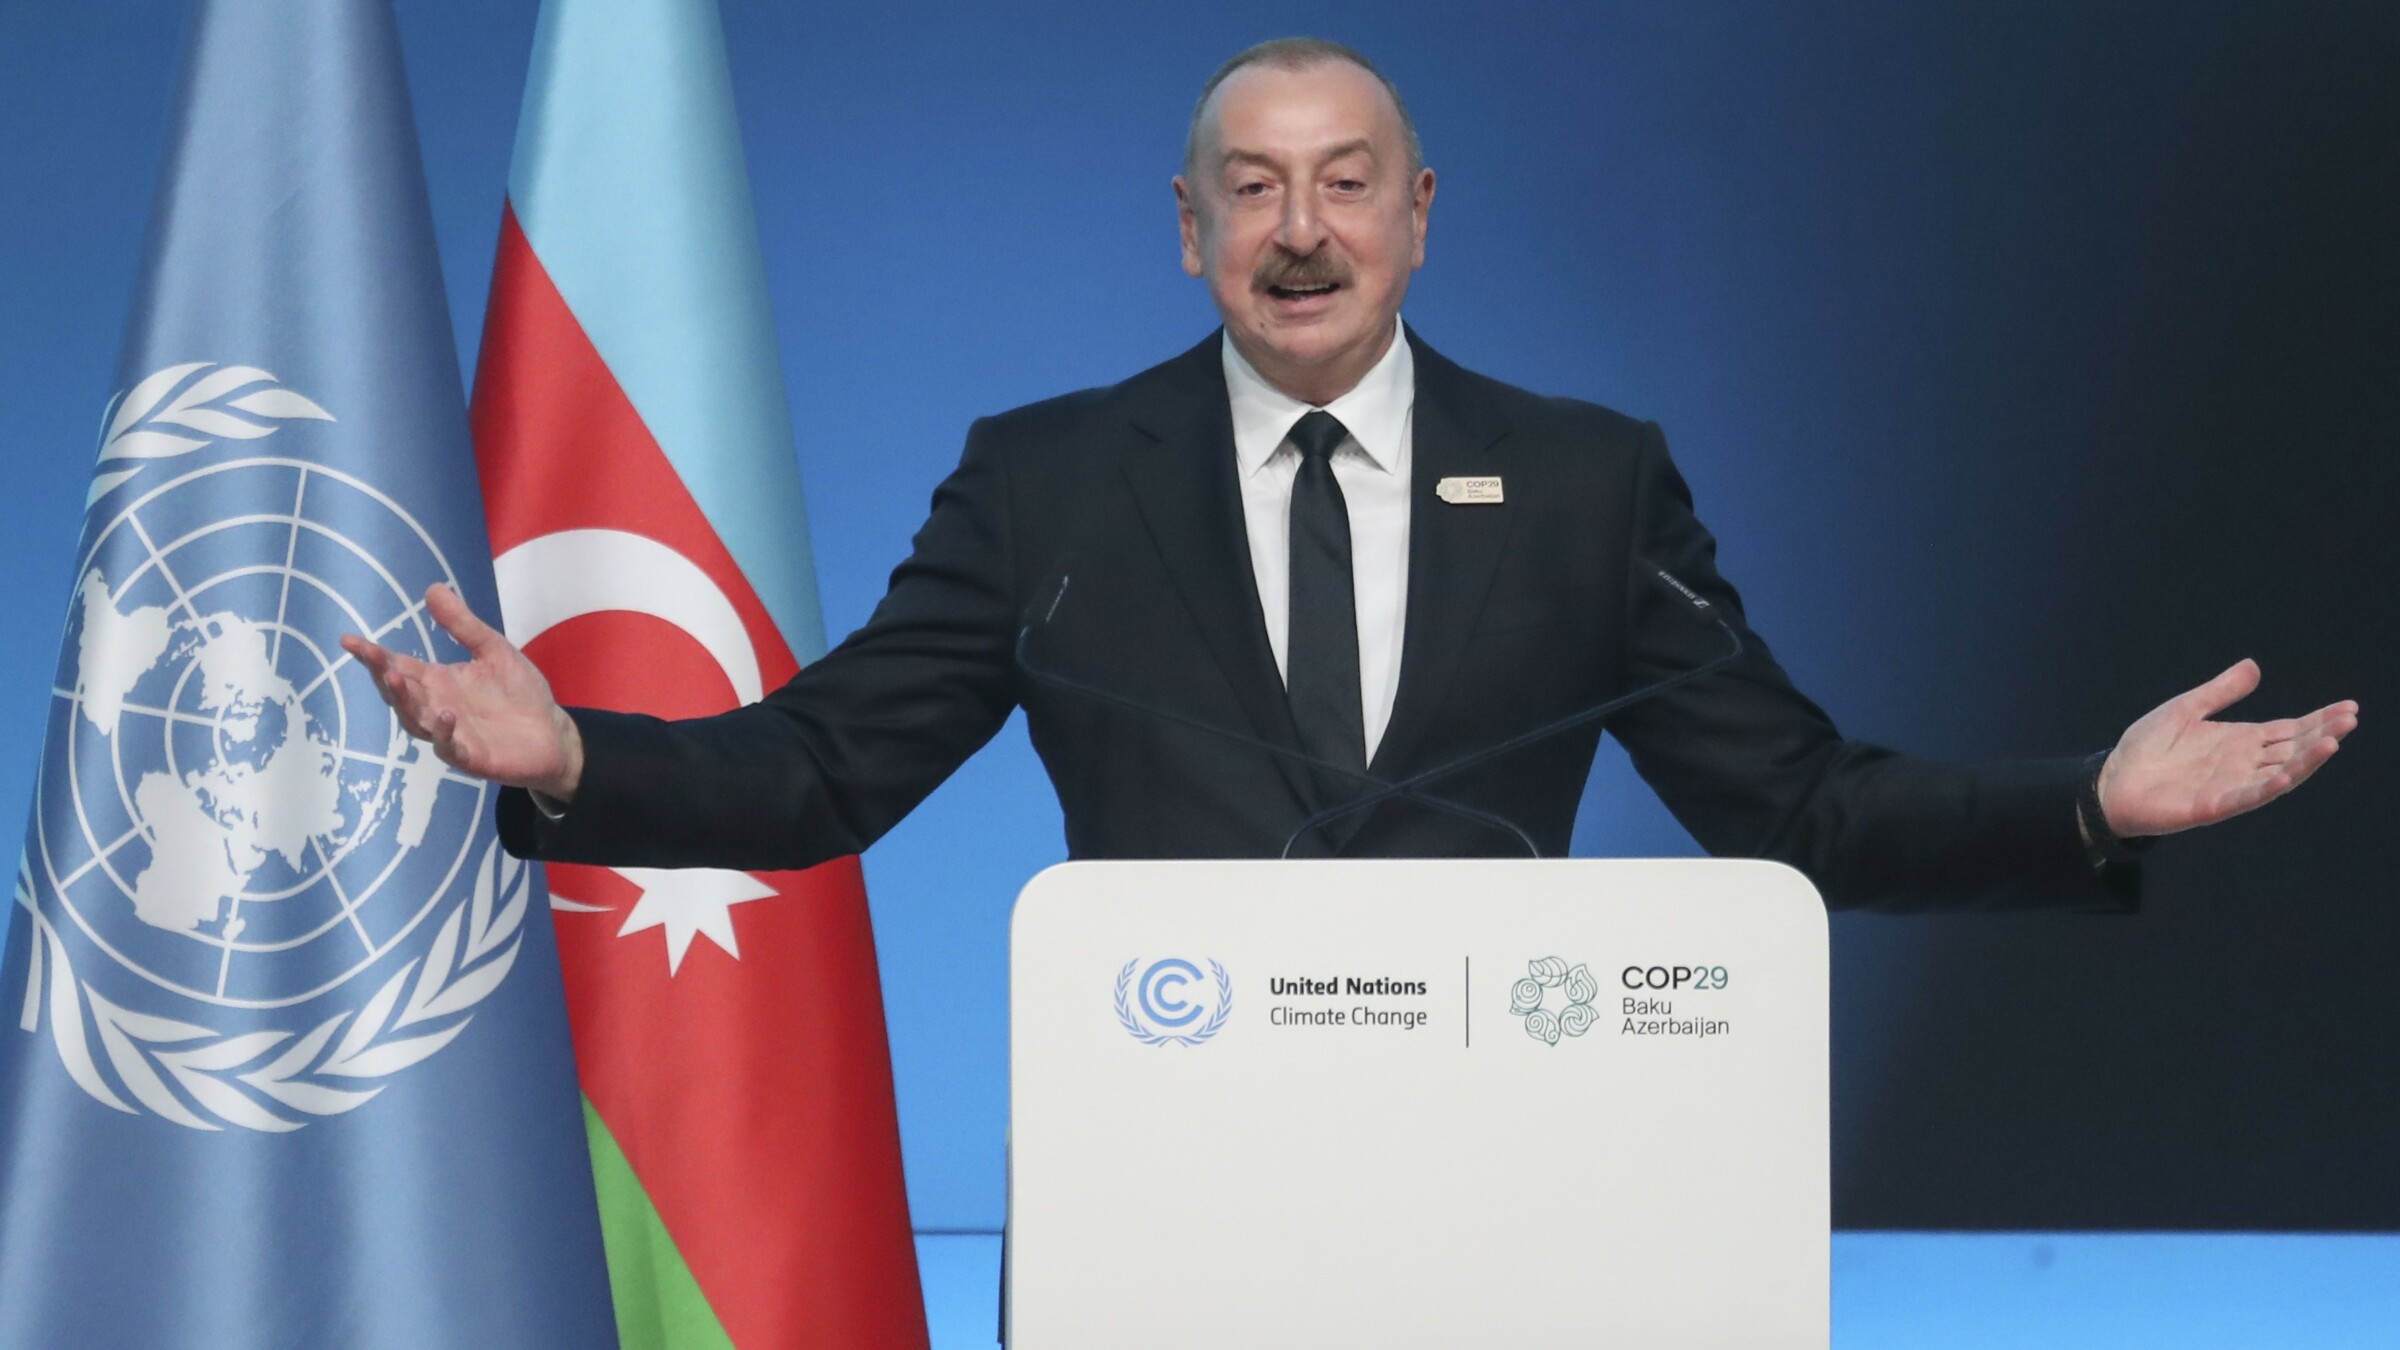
[14,365,524,1132]
[1114,957,1233,1046]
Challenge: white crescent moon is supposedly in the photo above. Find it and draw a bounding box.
[492,528,763,704]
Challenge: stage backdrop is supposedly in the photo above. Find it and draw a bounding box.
[2,0,2392,1232]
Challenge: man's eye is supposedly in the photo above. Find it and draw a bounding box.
[1234,181,1271,197]
[1330,179,1366,194]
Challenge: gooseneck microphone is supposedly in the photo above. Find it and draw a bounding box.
[1272,565,1744,854]
[1014,572,1543,855]
[1012,562,1742,859]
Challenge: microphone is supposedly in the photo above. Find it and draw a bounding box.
[1013,561,1742,859]
[1014,570,1539,855]
[1273,562,1744,852]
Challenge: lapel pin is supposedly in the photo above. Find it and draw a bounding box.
[1435,475,1504,505]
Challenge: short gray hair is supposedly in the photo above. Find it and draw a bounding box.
[1182,38,1425,178]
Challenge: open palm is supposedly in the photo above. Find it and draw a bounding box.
[339,584,583,797]
[2099,659,2358,838]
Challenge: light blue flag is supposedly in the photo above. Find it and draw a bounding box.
[0,2,616,1346]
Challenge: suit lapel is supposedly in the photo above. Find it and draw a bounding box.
[1112,328,1518,846]
[1117,334,1316,816]
[1368,333,1517,786]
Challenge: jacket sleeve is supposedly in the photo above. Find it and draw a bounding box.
[498,417,1024,872]
[1604,420,2137,913]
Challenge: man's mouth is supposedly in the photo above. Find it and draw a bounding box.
[1266,281,1342,301]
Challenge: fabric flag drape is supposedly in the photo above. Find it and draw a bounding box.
[0,1,616,1346]
[472,0,928,1345]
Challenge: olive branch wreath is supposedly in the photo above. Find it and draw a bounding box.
[14,839,528,1133]
[87,362,334,506]
[1114,957,1234,1047]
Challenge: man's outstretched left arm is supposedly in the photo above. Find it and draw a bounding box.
[1608,419,2359,912]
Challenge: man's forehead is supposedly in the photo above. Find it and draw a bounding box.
[1202,61,1403,165]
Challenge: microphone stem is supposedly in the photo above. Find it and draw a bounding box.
[1013,624,1540,857]
[1281,620,1746,844]
[1017,567,1742,862]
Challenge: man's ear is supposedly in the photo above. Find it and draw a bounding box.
[1410,167,1436,269]
[1174,176,1205,278]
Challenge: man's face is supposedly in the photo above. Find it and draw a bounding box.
[1176,60,1434,403]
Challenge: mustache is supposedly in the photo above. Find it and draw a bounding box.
[1254,250,1352,291]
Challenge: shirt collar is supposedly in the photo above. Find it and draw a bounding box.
[1223,317,1415,478]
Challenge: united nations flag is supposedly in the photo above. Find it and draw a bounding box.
[0,3,614,1345]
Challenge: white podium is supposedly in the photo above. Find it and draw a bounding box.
[1006,859,1829,1349]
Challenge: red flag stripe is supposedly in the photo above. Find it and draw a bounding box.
[472,203,925,1348]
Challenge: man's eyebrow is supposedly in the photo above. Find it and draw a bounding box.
[1217,140,1378,172]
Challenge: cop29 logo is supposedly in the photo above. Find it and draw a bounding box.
[1114,957,1232,1047]
[1510,955,1600,1046]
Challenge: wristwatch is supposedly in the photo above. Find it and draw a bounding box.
[2078,750,2153,869]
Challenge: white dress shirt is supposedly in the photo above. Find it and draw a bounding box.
[1223,318,1414,762]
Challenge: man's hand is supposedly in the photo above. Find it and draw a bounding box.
[340,584,584,801]
[2098,658,2358,838]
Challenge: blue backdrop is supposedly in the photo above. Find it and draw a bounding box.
[2,0,2392,1235]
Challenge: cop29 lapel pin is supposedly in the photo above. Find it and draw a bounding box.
[1435,475,1504,504]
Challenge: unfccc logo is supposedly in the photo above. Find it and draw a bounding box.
[1114,957,1233,1046]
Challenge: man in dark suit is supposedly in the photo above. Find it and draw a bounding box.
[345,39,2356,910]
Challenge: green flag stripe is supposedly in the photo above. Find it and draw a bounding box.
[584,1097,736,1350]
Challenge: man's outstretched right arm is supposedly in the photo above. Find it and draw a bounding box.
[344,421,1024,872]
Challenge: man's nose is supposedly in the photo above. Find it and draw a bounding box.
[1274,192,1325,255]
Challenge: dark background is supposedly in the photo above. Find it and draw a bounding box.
[1,0,2393,1230]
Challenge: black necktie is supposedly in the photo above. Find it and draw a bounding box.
[1284,410,1367,803]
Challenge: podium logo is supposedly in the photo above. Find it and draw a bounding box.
[1509,956,1600,1046]
[1114,957,1233,1047]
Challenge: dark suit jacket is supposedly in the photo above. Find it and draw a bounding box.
[500,329,2133,913]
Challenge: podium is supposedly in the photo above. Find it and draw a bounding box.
[1006,859,1829,1348]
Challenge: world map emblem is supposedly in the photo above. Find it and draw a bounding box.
[14,363,525,1132]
